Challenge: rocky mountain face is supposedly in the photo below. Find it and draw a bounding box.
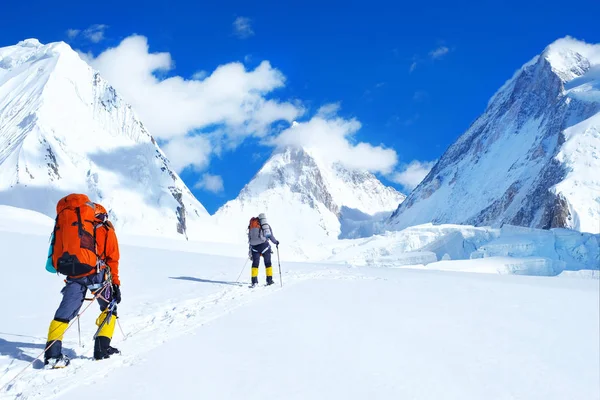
[388,37,600,234]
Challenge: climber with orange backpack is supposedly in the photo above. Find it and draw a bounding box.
[43,194,122,368]
[247,213,280,287]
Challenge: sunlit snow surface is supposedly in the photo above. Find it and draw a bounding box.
[0,207,598,400]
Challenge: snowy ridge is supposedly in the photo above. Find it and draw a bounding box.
[0,39,209,238]
[212,146,405,253]
[388,37,600,234]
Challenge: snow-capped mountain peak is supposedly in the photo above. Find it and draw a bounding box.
[542,37,600,82]
[213,145,405,253]
[0,39,209,238]
[388,37,600,234]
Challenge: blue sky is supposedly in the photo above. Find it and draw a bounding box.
[2,0,600,213]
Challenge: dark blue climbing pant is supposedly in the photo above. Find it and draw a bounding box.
[54,271,116,323]
[251,242,272,268]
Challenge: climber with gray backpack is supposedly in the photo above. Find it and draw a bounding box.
[247,213,280,287]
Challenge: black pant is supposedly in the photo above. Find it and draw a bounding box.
[251,242,272,267]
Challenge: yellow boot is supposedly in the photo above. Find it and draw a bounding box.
[44,319,69,365]
[251,266,259,287]
[94,310,119,360]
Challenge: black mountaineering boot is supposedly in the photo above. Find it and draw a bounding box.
[94,336,120,360]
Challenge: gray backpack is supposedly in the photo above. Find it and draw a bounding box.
[248,217,266,245]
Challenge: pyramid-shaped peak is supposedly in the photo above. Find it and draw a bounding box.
[0,37,209,238]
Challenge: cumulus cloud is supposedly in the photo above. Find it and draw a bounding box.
[67,24,108,43]
[317,102,341,117]
[270,105,398,174]
[66,29,80,39]
[233,17,254,38]
[84,24,109,43]
[194,173,224,193]
[191,70,208,80]
[87,35,303,171]
[390,160,436,189]
[84,35,403,176]
[409,61,418,73]
[429,46,449,59]
[162,135,212,173]
[90,35,301,140]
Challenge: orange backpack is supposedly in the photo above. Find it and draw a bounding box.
[49,194,99,277]
[248,217,261,230]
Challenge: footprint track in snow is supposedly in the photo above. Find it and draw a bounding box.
[0,269,352,400]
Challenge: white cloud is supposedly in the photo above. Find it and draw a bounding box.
[90,35,301,140]
[84,36,402,176]
[88,35,303,171]
[429,46,449,59]
[317,102,341,117]
[67,24,108,43]
[271,105,398,174]
[410,45,451,72]
[390,160,436,189]
[66,29,80,39]
[194,173,224,193]
[191,70,208,80]
[76,50,94,64]
[84,24,108,43]
[162,135,212,173]
[233,17,254,39]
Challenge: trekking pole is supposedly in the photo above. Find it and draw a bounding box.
[0,280,111,392]
[117,318,128,340]
[77,318,82,348]
[235,257,250,284]
[276,245,283,287]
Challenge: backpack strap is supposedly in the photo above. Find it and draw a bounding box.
[47,216,59,274]
[93,223,108,260]
[101,222,109,259]
[75,206,100,262]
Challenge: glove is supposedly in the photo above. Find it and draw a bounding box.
[275,240,280,246]
[112,284,121,304]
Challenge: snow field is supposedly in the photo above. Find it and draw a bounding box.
[0,216,598,399]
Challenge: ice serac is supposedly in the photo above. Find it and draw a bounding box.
[388,37,600,234]
[0,39,209,238]
[212,146,405,251]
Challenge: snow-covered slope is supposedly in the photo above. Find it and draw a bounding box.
[388,37,600,234]
[212,146,405,252]
[0,211,598,400]
[0,39,208,238]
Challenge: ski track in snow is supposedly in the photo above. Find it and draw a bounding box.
[1,268,362,400]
